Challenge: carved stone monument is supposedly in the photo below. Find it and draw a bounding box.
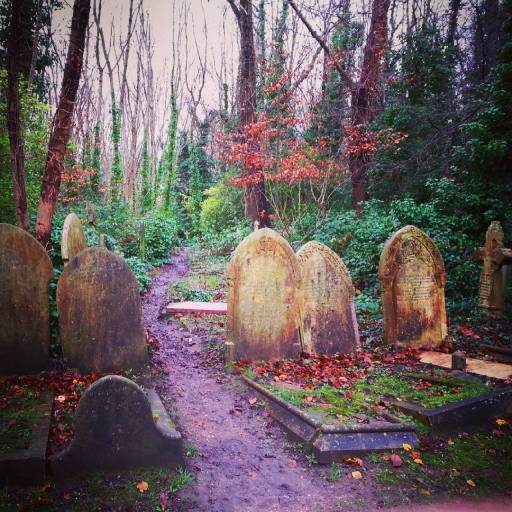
[57,247,146,372]
[379,226,447,347]
[0,224,53,375]
[297,241,360,355]
[474,221,512,317]
[61,213,87,265]
[226,228,301,362]
[50,375,184,477]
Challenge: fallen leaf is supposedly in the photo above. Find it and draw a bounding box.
[496,419,508,427]
[466,479,476,487]
[159,493,171,510]
[351,471,363,479]
[402,443,412,452]
[451,469,460,476]
[390,454,402,467]
[447,438,454,445]
[56,395,66,403]
[344,457,363,467]
[136,481,149,493]
[62,492,72,500]
[419,489,430,496]
[248,397,258,405]
[287,459,298,468]
[413,458,424,465]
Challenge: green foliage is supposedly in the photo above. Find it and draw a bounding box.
[200,222,252,256]
[109,93,123,203]
[200,174,244,233]
[124,256,152,293]
[314,177,511,313]
[0,72,50,226]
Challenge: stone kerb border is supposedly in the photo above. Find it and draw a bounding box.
[383,386,512,436]
[0,393,53,485]
[241,376,419,463]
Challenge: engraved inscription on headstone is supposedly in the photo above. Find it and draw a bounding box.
[57,247,147,372]
[226,228,301,362]
[379,225,447,347]
[297,241,360,355]
[61,213,87,265]
[474,221,512,317]
[0,223,53,375]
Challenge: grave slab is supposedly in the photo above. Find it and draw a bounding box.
[0,393,53,485]
[166,301,227,315]
[419,351,512,380]
[242,376,418,463]
[61,213,87,265]
[50,375,184,478]
[384,386,512,435]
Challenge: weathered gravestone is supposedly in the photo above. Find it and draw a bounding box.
[0,224,53,375]
[57,247,146,372]
[226,228,301,362]
[297,241,360,355]
[61,213,87,265]
[50,375,184,477]
[474,221,512,317]
[379,225,447,347]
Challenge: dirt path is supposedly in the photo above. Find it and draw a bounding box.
[142,251,375,512]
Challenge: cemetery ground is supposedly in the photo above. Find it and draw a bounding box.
[1,248,512,511]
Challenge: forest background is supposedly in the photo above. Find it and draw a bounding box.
[1,0,511,319]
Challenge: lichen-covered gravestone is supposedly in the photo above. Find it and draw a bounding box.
[0,224,53,375]
[474,221,512,317]
[379,225,447,347]
[61,213,87,265]
[297,241,360,355]
[226,228,301,362]
[50,375,184,477]
[57,247,146,372]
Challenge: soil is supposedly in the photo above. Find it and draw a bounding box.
[142,250,378,512]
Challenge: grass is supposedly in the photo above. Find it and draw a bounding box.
[0,387,39,454]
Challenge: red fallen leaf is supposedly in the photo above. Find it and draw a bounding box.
[287,459,298,468]
[248,397,258,405]
[493,429,506,437]
[344,457,363,467]
[62,492,72,500]
[390,454,402,467]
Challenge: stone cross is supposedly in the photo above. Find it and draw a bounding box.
[474,221,512,316]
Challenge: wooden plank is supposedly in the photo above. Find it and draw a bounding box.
[419,351,512,380]
[166,301,227,315]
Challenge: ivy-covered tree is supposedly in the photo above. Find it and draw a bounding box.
[109,92,123,202]
[139,129,152,212]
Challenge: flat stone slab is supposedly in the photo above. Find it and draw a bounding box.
[419,351,512,380]
[50,376,184,478]
[384,386,512,435]
[0,393,53,485]
[166,301,227,315]
[242,376,418,464]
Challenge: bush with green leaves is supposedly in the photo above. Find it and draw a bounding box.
[314,177,511,314]
[201,222,252,256]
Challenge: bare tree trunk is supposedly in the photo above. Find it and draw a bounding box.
[350,0,391,212]
[6,0,32,231]
[228,0,270,227]
[35,0,91,249]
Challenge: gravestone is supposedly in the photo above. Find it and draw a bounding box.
[297,241,360,355]
[61,213,87,265]
[0,224,53,375]
[57,247,146,372]
[474,221,512,317]
[50,375,184,477]
[226,228,301,362]
[379,225,447,347]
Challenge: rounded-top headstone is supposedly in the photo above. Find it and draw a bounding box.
[226,228,301,362]
[379,225,447,347]
[297,241,360,355]
[0,223,53,375]
[57,247,146,372]
[61,213,87,264]
[50,375,183,476]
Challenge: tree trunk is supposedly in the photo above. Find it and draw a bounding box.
[229,0,270,227]
[6,0,32,231]
[350,0,391,212]
[35,0,91,249]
